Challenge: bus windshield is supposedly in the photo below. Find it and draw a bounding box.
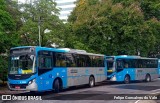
[107,61,114,70]
[9,54,36,74]
[106,57,115,72]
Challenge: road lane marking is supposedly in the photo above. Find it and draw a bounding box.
[135,100,140,103]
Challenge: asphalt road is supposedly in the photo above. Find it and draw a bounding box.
[1,78,160,103]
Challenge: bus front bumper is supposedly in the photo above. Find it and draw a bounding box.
[7,80,38,91]
[107,75,117,81]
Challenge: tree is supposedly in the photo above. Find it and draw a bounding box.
[0,0,19,81]
[140,0,160,20]
[0,0,18,53]
[6,0,23,32]
[68,0,156,56]
[140,0,160,57]
[113,0,160,57]
[18,0,67,47]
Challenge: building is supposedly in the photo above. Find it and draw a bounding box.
[55,0,77,21]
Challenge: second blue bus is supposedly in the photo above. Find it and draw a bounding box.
[106,55,159,83]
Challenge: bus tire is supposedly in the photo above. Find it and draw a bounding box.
[124,75,130,84]
[53,79,62,93]
[89,76,95,87]
[145,74,151,82]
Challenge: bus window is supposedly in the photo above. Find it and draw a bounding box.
[116,60,123,70]
[39,56,52,68]
[124,63,128,68]
[123,59,129,68]
[55,53,66,67]
[65,53,76,67]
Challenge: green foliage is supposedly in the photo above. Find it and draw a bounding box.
[140,0,160,20]
[0,55,8,80]
[0,0,18,53]
[68,0,158,56]
[111,0,160,57]
[6,0,23,31]
[0,0,20,79]
[18,0,66,47]
[0,0,5,10]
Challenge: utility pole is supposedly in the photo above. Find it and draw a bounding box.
[38,16,41,46]
[29,0,41,46]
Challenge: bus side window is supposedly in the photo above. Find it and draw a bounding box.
[116,60,123,69]
[64,53,76,67]
[124,63,128,68]
[55,53,66,67]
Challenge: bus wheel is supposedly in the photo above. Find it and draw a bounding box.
[124,75,130,84]
[89,76,95,87]
[54,79,61,93]
[145,74,151,82]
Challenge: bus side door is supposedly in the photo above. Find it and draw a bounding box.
[37,51,53,91]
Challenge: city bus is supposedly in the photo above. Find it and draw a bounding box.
[158,59,160,77]
[106,55,159,83]
[8,46,107,92]
[149,54,160,77]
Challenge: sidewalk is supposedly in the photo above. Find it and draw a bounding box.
[0,82,12,94]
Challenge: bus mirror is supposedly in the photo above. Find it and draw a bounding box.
[30,55,34,60]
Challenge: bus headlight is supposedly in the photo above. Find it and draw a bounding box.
[26,78,37,91]
[111,75,116,81]
[28,79,36,85]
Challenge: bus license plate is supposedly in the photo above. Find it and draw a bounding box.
[15,86,20,89]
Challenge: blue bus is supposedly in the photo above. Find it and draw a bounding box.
[8,46,107,92]
[106,55,159,83]
[158,60,160,77]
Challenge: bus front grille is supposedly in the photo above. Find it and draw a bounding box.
[9,84,28,89]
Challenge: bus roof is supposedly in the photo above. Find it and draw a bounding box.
[106,55,157,60]
[10,46,36,50]
[10,46,68,53]
[10,46,104,56]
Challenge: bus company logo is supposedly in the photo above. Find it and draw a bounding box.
[2,95,11,100]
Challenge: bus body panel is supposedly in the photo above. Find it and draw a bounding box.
[67,67,106,87]
[36,67,67,91]
[159,70,160,77]
[135,68,158,80]
[116,68,136,82]
[8,74,36,84]
[158,60,160,77]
